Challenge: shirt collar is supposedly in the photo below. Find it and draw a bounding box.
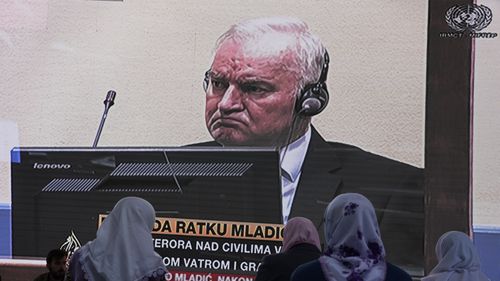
[279,126,312,182]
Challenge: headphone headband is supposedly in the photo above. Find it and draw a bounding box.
[318,51,330,84]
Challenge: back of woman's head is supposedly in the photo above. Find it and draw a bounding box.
[282,217,321,252]
[423,231,490,281]
[97,196,156,239]
[319,193,386,281]
[323,193,384,258]
[435,231,479,268]
[79,197,166,281]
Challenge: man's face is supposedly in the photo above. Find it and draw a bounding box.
[205,39,301,147]
[47,256,67,279]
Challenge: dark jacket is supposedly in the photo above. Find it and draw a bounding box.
[290,127,423,268]
[291,260,412,281]
[255,243,322,281]
[33,273,53,281]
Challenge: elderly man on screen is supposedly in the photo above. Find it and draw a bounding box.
[197,17,424,269]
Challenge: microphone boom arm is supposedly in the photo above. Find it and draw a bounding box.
[92,90,116,147]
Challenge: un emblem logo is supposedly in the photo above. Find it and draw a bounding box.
[445,4,493,32]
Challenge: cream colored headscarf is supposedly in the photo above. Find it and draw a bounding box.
[422,231,490,281]
[77,197,166,281]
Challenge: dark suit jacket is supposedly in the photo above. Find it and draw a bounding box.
[255,243,322,281]
[192,126,424,269]
[290,127,424,269]
[291,259,413,281]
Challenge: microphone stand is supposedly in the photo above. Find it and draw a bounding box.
[93,90,116,147]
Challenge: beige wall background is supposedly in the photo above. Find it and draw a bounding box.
[472,1,500,227]
[0,0,428,204]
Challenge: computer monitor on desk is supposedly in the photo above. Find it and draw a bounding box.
[11,147,282,278]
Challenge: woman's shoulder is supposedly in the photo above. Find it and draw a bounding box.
[291,259,325,281]
[386,263,413,281]
[71,249,83,259]
[260,252,290,266]
[291,260,412,281]
[66,250,86,281]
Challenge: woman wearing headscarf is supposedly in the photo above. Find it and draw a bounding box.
[422,231,490,281]
[291,193,412,281]
[255,217,322,281]
[67,197,167,281]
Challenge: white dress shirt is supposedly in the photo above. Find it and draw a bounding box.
[279,127,312,224]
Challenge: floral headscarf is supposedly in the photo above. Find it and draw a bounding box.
[319,193,386,281]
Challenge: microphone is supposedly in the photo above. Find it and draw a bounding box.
[92,90,116,147]
[104,90,116,109]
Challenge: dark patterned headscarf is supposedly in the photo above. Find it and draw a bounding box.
[319,193,386,281]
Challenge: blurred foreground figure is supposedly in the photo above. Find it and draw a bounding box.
[67,197,167,281]
[255,217,321,281]
[292,193,412,281]
[422,231,490,281]
[34,249,67,281]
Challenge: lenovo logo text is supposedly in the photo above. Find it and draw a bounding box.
[33,163,71,169]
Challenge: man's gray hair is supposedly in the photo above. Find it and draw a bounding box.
[214,17,328,94]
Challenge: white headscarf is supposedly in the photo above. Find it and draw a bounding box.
[422,231,490,281]
[77,197,167,281]
[319,193,386,281]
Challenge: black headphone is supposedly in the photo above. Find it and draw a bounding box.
[203,51,329,116]
[296,51,330,116]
